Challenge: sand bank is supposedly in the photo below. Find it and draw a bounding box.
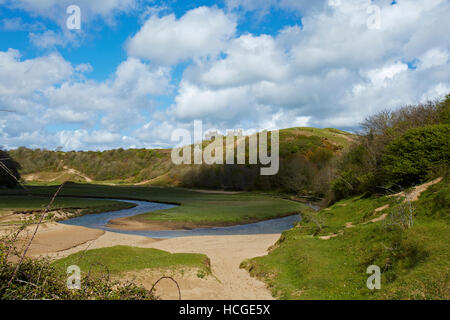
[2,221,277,300]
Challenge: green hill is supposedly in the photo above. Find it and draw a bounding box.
[241,178,449,299]
[8,127,354,196]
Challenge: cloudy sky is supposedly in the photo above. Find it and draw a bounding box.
[0,0,449,151]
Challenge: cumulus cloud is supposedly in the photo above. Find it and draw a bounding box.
[186,34,290,88]
[0,49,172,149]
[126,6,237,65]
[0,49,72,96]
[167,0,450,132]
[55,129,137,151]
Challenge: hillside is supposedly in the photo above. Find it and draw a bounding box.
[241,178,449,299]
[9,127,354,194]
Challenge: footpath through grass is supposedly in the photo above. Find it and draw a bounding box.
[53,245,210,276]
[241,180,450,300]
[0,183,306,224]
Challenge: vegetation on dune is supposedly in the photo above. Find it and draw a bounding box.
[0,236,158,300]
[53,245,210,276]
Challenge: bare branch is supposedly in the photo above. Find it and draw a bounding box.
[7,182,66,288]
[150,276,181,300]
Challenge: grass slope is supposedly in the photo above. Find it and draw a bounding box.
[241,180,449,300]
[53,245,210,276]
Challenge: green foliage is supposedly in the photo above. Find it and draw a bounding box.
[332,95,450,200]
[332,145,379,199]
[382,124,449,186]
[0,242,157,300]
[9,147,172,182]
[438,94,450,124]
[53,245,210,275]
[0,150,21,188]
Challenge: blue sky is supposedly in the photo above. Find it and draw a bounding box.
[0,0,449,150]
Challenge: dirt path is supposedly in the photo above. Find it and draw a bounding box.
[60,166,93,182]
[13,223,277,300]
[388,177,443,202]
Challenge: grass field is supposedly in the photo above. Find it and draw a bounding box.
[241,180,449,299]
[0,182,307,224]
[53,245,210,276]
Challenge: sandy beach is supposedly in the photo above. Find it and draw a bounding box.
[1,221,278,300]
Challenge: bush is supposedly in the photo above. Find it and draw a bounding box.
[0,150,21,188]
[0,240,157,300]
[382,124,449,186]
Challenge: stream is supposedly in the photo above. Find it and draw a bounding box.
[60,199,302,239]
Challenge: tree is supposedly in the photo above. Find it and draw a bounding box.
[0,149,21,188]
[382,124,449,186]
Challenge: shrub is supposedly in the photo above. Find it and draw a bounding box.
[382,124,449,186]
[0,242,157,300]
[0,150,21,188]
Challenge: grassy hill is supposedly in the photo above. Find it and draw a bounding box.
[241,178,449,299]
[8,127,354,195]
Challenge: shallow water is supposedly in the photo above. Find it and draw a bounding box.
[60,199,301,239]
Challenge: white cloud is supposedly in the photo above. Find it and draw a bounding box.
[4,0,137,22]
[0,49,172,149]
[29,30,77,48]
[366,62,409,88]
[186,34,290,88]
[126,6,237,65]
[0,49,72,96]
[168,0,450,132]
[418,48,449,70]
[56,129,127,151]
[0,17,45,32]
